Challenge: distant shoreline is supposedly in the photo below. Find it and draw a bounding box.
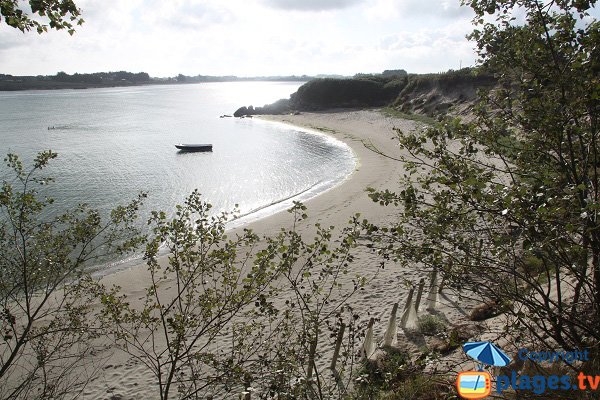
[0,80,163,92]
[0,76,311,92]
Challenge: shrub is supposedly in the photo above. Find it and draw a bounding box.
[417,315,446,336]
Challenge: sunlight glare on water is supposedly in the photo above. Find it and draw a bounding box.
[0,82,356,271]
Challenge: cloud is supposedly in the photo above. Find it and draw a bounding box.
[375,26,476,73]
[378,23,471,51]
[166,3,234,29]
[368,0,472,20]
[0,30,30,51]
[261,0,364,12]
[0,0,479,77]
[147,0,235,30]
[403,0,472,18]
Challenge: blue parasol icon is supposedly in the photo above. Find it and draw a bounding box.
[463,341,511,367]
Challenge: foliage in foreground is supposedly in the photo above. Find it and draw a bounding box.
[368,0,600,368]
[96,193,376,400]
[0,152,144,399]
[0,153,380,400]
[0,0,83,34]
[351,348,454,400]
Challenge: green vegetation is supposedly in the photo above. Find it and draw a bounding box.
[1,154,376,399]
[377,376,451,400]
[96,198,375,400]
[0,152,145,399]
[53,71,150,84]
[397,68,494,97]
[0,0,83,34]
[243,67,494,120]
[0,72,309,91]
[380,107,437,126]
[0,72,150,91]
[391,68,496,117]
[416,315,446,336]
[2,0,599,398]
[289,75,407,110]
[367,0,600,372]
[352,348,451,400]
[381,69,408,78]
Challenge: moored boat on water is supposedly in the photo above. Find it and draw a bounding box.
[175,144,213,152]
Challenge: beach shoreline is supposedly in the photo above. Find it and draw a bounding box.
[101,108,422,280]
[230,109,422,237]
[89,109,468,399]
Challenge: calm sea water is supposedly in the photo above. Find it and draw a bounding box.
[0,82,355,271]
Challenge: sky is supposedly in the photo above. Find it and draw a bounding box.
[0,0,479,77]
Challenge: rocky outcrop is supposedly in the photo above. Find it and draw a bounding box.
[233,98,291,117]
[232,69,496,119]
[233,106,248,117]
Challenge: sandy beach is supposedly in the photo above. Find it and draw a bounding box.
[100,108,426,304]
[242,109,418,235]
[85,109,483,399]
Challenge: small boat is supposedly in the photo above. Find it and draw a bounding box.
[175,143,213,152]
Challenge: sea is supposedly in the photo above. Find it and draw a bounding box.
[0,81,356,273]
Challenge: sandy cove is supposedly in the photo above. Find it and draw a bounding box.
[242,109,416,235]
[99,109,425,313]
[86,109,492,399]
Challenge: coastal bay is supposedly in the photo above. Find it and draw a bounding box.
[3,0,597,398]
[88,109,447,398]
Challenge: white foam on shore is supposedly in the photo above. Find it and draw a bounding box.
[225,118,357,229]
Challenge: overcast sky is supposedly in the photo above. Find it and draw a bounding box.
[0,0,479,77]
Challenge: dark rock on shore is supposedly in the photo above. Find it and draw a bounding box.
[233,98,291,117]
[233,106,248,117]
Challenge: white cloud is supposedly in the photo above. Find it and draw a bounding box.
[399,0,472,18]
[0,0,479,76]
[367,0,472,21]
[261,0,364,11]
[0,29,31,51]
[378,29,476,72]
[140,0,236,30]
